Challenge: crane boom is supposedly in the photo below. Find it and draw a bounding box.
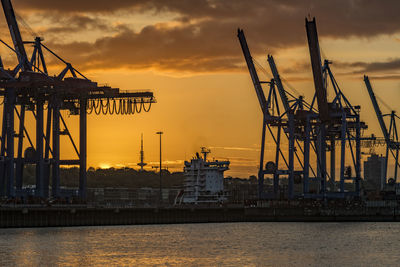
[267,55,290,113]
[1,0,30,71]
[364,75,390,141]
[237,29,268,116]
[305,17,329,122]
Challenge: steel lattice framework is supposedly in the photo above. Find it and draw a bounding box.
[238,17,374,200]
[0,0,156,200]
[364,76,400,188]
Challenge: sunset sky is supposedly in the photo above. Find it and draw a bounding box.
[1,0,400,177]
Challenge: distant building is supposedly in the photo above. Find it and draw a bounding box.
[182,148,230,204]
[364,154,385,190]
[86,187,181,206]
[224,177,258,203]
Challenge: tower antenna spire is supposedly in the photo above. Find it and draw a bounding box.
[137,133,147,171]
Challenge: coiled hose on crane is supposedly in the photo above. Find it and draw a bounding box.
[86,98,152,115]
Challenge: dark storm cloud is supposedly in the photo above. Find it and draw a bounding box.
[14,0,400,37]
[5,0,400,73]
[347,59,400,73]
[45,24,244,72]
[14,0,142,13]
[43,14,111,34]
[280,58,400,77]
[367,75,400,80]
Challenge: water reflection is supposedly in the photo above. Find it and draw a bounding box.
[0,223,399,266]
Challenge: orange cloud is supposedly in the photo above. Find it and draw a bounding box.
[2,0,400,74]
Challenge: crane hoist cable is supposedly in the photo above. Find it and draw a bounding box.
[136,100,143,113]
[143,100,152,112]
[280,75,302,98]
[253,57,272,81]
[375,92,394,113]
[85,98,152,115]
[320,47,327,64]
[15,12,37,39]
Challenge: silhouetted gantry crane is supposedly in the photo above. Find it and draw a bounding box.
[364,76,400,189]
[0,0,156,200]
[239,17,371,200]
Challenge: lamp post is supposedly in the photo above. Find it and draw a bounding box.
[156,131,163,205]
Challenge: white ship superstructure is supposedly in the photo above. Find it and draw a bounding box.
[182,148,230,204]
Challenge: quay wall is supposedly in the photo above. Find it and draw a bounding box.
[0,206,399,228]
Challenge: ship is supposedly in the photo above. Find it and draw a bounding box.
[180,147,230,204]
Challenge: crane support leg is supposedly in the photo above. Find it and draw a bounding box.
[340,114,346,192]
[317,125,327,195]
[355,116,361,195]
[384,144,390,190]
[288,112,295,199]
[303,116,311,194]
[43,107,52,198]
[35,100,44,198]
[330,137,335,191]
[258,117,266,198]
[0,105,6,197]
[15,104,25,194]
[5,87,15,197]
[395,149,399,182]
[52,102,60,198]
[274,124,281,198]
[79,99,87,199]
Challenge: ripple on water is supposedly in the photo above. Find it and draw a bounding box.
[0,222,399,266]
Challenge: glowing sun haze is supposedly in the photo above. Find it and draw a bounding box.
[1,0,400,177]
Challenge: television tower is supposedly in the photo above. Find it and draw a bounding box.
[137,134,147,171]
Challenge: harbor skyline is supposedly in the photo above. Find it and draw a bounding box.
[2,2,400,266]
[1,0,399,177]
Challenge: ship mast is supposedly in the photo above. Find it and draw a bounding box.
[201,147,211,161]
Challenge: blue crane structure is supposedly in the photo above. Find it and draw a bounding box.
[364,76,400,188]
[0,0,156,200]
[238,29,317,199]
[305,17,370,198]
[238,17,369,200]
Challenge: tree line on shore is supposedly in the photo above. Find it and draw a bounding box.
[21,166,185,189]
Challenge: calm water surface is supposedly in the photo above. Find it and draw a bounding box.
[0,222,399,266]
